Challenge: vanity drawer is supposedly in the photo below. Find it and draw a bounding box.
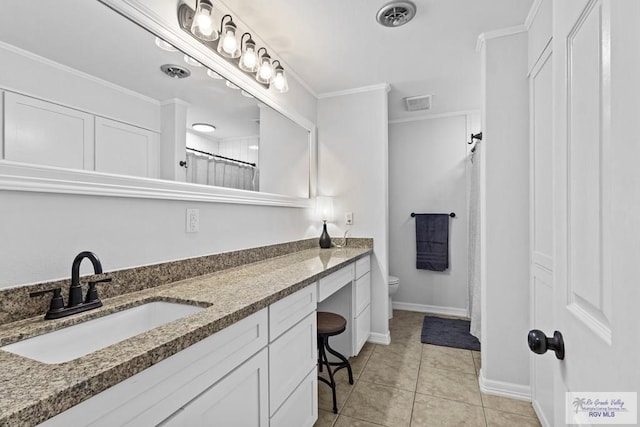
[353,271,371,317]
[269,284,316,342]
[318,264,354,302]
[355,255,371,279]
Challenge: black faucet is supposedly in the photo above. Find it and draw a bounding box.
[69,251,103,307]
[30,251,111,320]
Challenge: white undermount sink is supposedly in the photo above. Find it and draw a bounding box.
[1,301,203,364]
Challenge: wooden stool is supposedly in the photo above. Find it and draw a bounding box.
[317,311,354,413]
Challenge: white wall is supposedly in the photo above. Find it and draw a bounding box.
[0,191,314,288]
[389,114,472,315]
[317,85,390,342]
[479,31,530,394]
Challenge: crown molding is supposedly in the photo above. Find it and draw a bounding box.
[476,25,527,52]
[318,83,391,99]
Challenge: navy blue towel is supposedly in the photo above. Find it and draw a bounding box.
[415,214,449,271]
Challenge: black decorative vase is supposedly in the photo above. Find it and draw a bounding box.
[319,221,331,248]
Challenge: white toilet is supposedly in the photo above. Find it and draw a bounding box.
[388,275,400,319]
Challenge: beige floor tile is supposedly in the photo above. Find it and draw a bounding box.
[373,339,422,360]
[485,408,542,427]
[334,414,386,426]
[473,357,481,375]
[359,349,420,391]
[411,393,486,426]
[471,350,481,360]
[416,367,482,406]
[318,372,355,413]
[421,344,476,374]
[350,345,374,379]
[480,393,537,418]
[315,409,338,427]
[341,381,414,427]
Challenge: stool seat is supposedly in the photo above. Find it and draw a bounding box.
[317,311,347,336]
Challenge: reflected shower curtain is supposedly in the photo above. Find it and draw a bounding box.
[186,152,257,191]
[468,144,482,341]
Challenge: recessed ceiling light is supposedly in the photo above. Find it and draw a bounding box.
[225,80,240,90]
[184,55,203,67]
[206,69,223,79]
[155,37,177,52]
[192,123,216,133]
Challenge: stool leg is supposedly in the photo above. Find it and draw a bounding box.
[317,336,323,373]
[318,336,339,413]
[325,337,354,385]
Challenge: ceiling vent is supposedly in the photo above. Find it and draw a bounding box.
[376,1,417,27]
[160,64,191,79]
[404,95,432,112]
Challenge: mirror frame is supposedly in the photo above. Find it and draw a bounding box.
[0,0,316,208]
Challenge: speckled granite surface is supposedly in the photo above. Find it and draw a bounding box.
[0,237,372,325]
[0,244,372,426]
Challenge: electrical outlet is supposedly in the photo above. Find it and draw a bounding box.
[345,212,353,225]
[186,208,199,233]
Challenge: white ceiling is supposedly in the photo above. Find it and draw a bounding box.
[223,0,533,119]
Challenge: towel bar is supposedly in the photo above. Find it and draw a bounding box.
[410,212,455,218]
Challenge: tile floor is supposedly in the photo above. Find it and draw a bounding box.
[314,310,541,427]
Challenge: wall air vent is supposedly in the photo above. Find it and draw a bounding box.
[404,95,432,112]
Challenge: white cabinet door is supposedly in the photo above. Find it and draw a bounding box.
[270,368,318,427]
[95,117,159,178]
[269,312,317,416]
[4,92,94,169]
[161,348,269,427]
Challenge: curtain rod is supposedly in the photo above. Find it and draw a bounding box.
[186,147,256,167]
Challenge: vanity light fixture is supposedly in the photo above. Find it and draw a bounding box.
[155,37,177,52]
[271,60,289,93]
[177,3,290,93]
[184,55,203,67]
[206,69,223,79]
[225,80,240,90]
[217,15,241,58]
[192,123,216,133]
[240,90,254,98]
[239,33,258,72]
[191,0,218,41]
[255,47,273,84]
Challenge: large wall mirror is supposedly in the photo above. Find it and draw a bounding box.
[0,0,314,204]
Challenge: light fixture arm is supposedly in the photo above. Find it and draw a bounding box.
[219,14,233,34]
[240,32,253,49]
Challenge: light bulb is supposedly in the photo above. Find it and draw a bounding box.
[259,62,273,80]
[273,74,285,90]
[240,48,257,70]
[190,0,218,41]
[222,31,237,55]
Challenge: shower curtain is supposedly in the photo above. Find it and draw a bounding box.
[186,152,257,191]
[468,143,482,341]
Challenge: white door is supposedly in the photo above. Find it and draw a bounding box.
[529,42,555,426]
[535,1,640,425]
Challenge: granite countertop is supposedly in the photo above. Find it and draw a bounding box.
[0,246,371,426]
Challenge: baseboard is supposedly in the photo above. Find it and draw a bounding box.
[478,368,532,401]
[532,399,552,427]
[392,302,468,318]
[367,331,391,345]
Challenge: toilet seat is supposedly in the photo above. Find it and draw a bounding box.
[388,275,400,285]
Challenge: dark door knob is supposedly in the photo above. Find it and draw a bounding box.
[528,329,565,360]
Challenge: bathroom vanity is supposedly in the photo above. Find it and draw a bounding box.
[0,245,372,426]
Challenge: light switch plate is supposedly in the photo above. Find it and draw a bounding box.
[186,208,199,233]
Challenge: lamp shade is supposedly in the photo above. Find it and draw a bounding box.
[315,196,335,222]
[190,0,218,41]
